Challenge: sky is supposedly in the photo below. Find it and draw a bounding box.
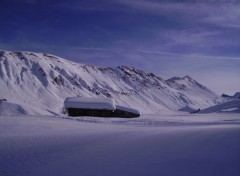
[0,0,240,95]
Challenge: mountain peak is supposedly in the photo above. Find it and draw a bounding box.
[183,75,193,81]
[168,75,193,81]
[222,92,240,99]
[168,76,182,81]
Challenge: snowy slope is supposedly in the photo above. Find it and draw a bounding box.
[199,99,240,114]
[232,92,240,99]
[0,50,221,115]
[222,92,240,99]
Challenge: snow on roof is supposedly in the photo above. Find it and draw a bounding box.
[64,97,116,110]
[116,105,140,115]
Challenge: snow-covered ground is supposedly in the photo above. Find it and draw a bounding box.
[1,113,239,176]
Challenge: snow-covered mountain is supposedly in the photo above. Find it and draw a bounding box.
[232,92,240,99]
[0,50,222,115]
[222,92,240,99]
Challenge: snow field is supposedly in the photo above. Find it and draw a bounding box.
[0,114,239,176]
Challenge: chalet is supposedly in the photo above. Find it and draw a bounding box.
[64,97,140,118]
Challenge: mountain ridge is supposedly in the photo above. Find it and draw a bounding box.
[0,50,222,115]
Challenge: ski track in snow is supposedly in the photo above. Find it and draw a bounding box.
[0,114,240,176]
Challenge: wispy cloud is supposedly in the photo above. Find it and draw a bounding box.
[202,5,240,28]
[58,46,240,61]
[149,28,240,56]
[137,50,240,61]
[111,0,240,28]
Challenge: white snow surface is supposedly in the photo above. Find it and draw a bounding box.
[0,100,53,115]
[199,99,240,114]
[64,97,116,110]
[0,50,223,115]
[0,114,239,176]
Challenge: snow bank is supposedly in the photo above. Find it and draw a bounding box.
[64,97,116,110]
[0,100,52,115]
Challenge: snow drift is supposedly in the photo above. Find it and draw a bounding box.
[0,100,53,115]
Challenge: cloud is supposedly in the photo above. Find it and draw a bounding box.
[57,46,240,61]
[150,28,240,55]
[158,30,221,45]
[111,0,240,28]
[137,50,240,61]
[202,5,240,28]
[106,26,239,58]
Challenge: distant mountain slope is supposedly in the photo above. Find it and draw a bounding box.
[199,99,240,114]
[233,92,240,99]
[0,51,222,115]
[221,92,240,99]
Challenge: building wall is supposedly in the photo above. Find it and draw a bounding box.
[67,108,140,118]
[68,108,113,117]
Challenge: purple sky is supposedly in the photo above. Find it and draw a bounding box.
[0,0,239,95]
